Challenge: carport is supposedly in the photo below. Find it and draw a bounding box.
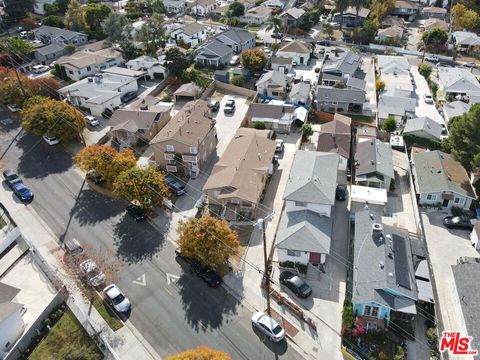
[173,82,204,103]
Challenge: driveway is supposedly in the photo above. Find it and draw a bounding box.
[411,66,445,125]
[405,22,422,52]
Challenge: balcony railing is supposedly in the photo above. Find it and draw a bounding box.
[182,154,198,162]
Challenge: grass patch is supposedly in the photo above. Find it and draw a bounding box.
[30,308,103,360]
[347,114,374,123]
[246,25,259,33]
[91,293,124,331]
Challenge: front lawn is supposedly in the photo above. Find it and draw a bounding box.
[90,292,124,331]
[30,309,103,360]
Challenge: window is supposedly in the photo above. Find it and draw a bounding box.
[190,146,197,154]
[454,197,465,205]
[287,249,301,257]
[272,91,279,96]
[87,66,91,71]
[69,70,74,75]
[166,144,174,152]
[295,201,307,207]
[426,194,436,201]
[371,306,379,317]
[364,305,380,317]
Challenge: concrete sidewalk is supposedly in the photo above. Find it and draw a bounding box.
[0,189,161,360]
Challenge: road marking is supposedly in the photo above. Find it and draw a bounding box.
[166,273,179,285]
[132,273,146,286]
[163,286,172,296]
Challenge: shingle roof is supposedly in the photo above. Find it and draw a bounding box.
[316,86,366,103]
[381,16,405,28]
[423,6,447,14]
[256,70,288,86]
[403,116,443,140]
[336,6,370,18]
[453,31,480,46]
[179,22,206,36]
[424,18,448,31]
[377,55,410,75]
[411,150,476,199]
[278,40,311,54]
[438,66,480,94]
[110,103,172,133]
[283,7,306,19]
[378,94,416,118]
[283,151,339,205]
[377,26,403,39]
[322,51,361,75]
[249,103,293,119]
[34,25,85,41]
[346,77,366,91]
[0,282,20,303]
[271,56,292,65]
[217,27,255,44]
[395,0,419,10]
[289,82,310,100]
[355,139,394,179]
[196,39,233,58]
[443,100,471,121]
[174,82,204,97]
[34,43,65,56]
[56,47,122,69]
[317,115,351,159]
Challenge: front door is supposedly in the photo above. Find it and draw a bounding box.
[442,199,449,207]
[300,56,304,64]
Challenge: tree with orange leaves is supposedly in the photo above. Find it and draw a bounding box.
[166,346,231,360]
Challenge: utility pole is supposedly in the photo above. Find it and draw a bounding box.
[257,218,271,316]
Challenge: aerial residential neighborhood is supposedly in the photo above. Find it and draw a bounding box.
[0,0,479,359]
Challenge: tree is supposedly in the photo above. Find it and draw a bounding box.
[74,145,136,183]
[335,0,350,29]
[43,15,65,28]
[228,1,245,17]
[382,116,397,133]
[3,37,33,59]
[375,78,385,92]
[135,13,165,54]
[322,22,334,39]
[418,63,432,79]
[370,0,395,21]
[102,13,132,43]
[177,215,240,269]
[265,15,284,42]
[145,0,166,14]
[421,27,448,51]
[167,346,231,360]
[302,123,313,139]
[165,47,189,77]
[114,167,169,210]
[21,99,86,141]
[44,2,60,15]
[19,18,36,30]
[452,3,480,31]
[120,41,142,60]
[447,103,480,171]
[351,0,366,18]
[56,0,71,13]
[231,75,245,86]
[22,95,50,110]
[3,0,34,24]
[84,3,111,31]
[240,48,267,72]
[254,121,266,129]
[64,0,87,31]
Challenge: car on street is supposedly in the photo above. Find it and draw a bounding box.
[79,259,106,287]
[224,99,236,114]
[251,312,286,342]
[424,55,439,62]
[275,139,284,153]
[164,175,186,196]
[64,238,84,256]
[121,91,137,103]
[229,55,240,65]
[126,204,147,221]
[103,284,131,313]
[174,249,223,287]
[443,215,473,230]
[32,64,50,74]
[3,169,22,189]
[316,39,330,46]
[462,62,476,68]
[6,104,20,113]
[271,32,282,39]
[279,270,312,298]
[12,182,33,202]
[209,100,220,112]
[423,94,434,104]
[43,135,59,145]
[84,115,99,127]
[335,184,347,201]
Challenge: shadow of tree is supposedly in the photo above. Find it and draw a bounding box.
[69,188,124,226]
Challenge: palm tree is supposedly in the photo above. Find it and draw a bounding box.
[265,15,284,43]
[335,0,350,30]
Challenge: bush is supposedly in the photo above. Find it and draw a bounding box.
[161,94,173,102]
[254,121,266,129]
[419,63,432,79]
[314,67,320,73]
[279,261,308,274]
[231,75,245,86]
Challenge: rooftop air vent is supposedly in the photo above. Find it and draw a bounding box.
[379,261,384,269]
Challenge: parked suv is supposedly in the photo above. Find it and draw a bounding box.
[224,99,236,114]
[165,175,186,196]
[279,270,312,298]
[3,169,22,189]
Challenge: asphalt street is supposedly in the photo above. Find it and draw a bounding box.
[0,109,304,359]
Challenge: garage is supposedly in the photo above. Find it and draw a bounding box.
[173,82,204,103]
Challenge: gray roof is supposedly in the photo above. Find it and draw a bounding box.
[437,66,480,94]
[283,7,306,19]
[179,22,206,36]
[317,86,366,104]
[217,27,255,45]
[196,39,233,59]
[256,70,288,87]
[352,210,417,309]
[271,57,292,65]
[355,139,394,180]
[412,150,476,199]
[415,260,434,303]
[34,43,65,56]
[443,100,471,121]
[317,115,351,159]
[378,94,416,118]
[322,51,361,76]
[174,82,204,97]
[0,302,24,323]
[34,25,85,41]
[454,31,480,46]
[346,77,366,91]
[0,282,20,303]
[249,103,293,119]
[110,103,172,133]
[403,116,443,140]
[335,6,370,18]
[276,203,332,254]
[377,55,410,75]
[289,82,310,100]
[283,151,338,205]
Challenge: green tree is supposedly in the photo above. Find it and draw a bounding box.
[44,3,60,15]
[240,48,267,72]
[120,41,142,60]
[254,121,266,129]
[3,37,33,59]
[375,78,385,92]
[228,1,245,17]
[418,63,432,79]
[3,0,34,24]
[56,0,71,13]
[145,0,166,14]
[177,215,240,269]
[167,346,231,360]
[135,13,165,54]
[113,167,169,210]
[322,22,334,39]
[452,3,480,31]
[22,95,50,110]
[265,15,284,42]
[102,13,132,43]
[21,99,86,142]
[447,103,480,171]
[382,116,397,133]
[165,47,189,76]
[43,15,65,28]
[302,123,313,138]
[370,0,395,21]
[84,3,111,31]
[335,0,350,29]
[64,0,87,31]
[421,27,448,51]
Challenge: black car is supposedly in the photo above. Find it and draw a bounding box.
[224,99,236,114]
[279,270,312,298]
[443,215,473,230]
[316,40,330,46]
[209,100,220,112]
[3,169,22,189]
[271,33,282,39]
[121,91,137,103]
[126,204,147,222]
[346,168,352,182]
[175,250,223,287]
[335,185,347,201]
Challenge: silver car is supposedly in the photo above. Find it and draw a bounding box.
[79,259,106,287]
[251,311,286,342]
[104,284,131,313]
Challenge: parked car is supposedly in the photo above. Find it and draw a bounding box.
[3,169,22,189]
[462,62,476,68]
[121,91,137,103]
[64,238,84,256]
[279,270,312,298]
[335,184,347,201]
[6,104,20,113]
[32,64,50,74]
[126,204,147,222]
[229,55,240,65]
[316,40,330,46]
[43,135,59,145]
[79,259,106,287]
[224,99,236,114]
[425,55,439,62]
[104,284,131,313]
[164,175,186,196]
[209,100,220,112]
[275,139,284,153]
[84,115,99,127]
[443,215,473,230]
[12,182,33,202]
[318,47,326,54]
[423,94,434,104]
[251,312,286,342]
[271,33,282,39]
[174,249,222,287]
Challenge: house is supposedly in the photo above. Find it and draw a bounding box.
[452,31,480,53]
[316,113,351,169]
[164,0,187,14]
[378,93,416,126]
[240,6,273,25]
[33,25,88,46]
[214,28,256,53]
[443,100,471,123]
[126,55,168,80]
[256,70,290,99]
[263,0,286,9]
[173,82,204,102]
[437,66,480,101]
[422,6,447,19]
[276,151,339,266]
[333,6,370,27]
[281,8,306,27]
[247,102,296,133]
[58,73,139,118]
[403,116,443,140]
[238,0,257,10]
[356,126,377,143]
[150,100,216,177]
[391,0,419,21]
[376,26,403,41]
[355,139,394,189]
[55,45,124,81]
[424,18,448,32]
[276,41,311,65]
[109,97,173,149]
[203,128,276,220]
[377,55,410,75]
[470,223,480,249]
[411,149,477,209]
[0,282,25,358]
[321,50,361,86]
[170,22,207,47]
[288,82,310,105]
[271,57,293,73]
[381,16,405,29]
[350,185,388,214]
[191,0,216,16]
[33,43,66,64]
[346,77,367,91]
[316,86,366,114]
[353,210,417,326]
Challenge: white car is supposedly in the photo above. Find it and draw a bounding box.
[79,259,106,287]
[104,284,131,313]
[424,55,439,62]
[423,94,434,104]
[7,104,20,113]
[84,115,99,127]
[251,312,285,342]
[229,55,240,65]
[32,65,50,74]
[43,135,60,145]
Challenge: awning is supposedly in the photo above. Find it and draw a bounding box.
[442,192,454,200]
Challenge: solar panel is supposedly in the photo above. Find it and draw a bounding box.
[392,234,411,290]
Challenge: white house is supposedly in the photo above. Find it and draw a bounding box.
[126,55,168,80]
[164,0,187,14]
[170,22,207,47]
[276,40,311,65]
[0,283,25,359]
[239,6,273,25]
[191,0,216,16]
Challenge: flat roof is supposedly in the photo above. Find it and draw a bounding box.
[351,185,388,205]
